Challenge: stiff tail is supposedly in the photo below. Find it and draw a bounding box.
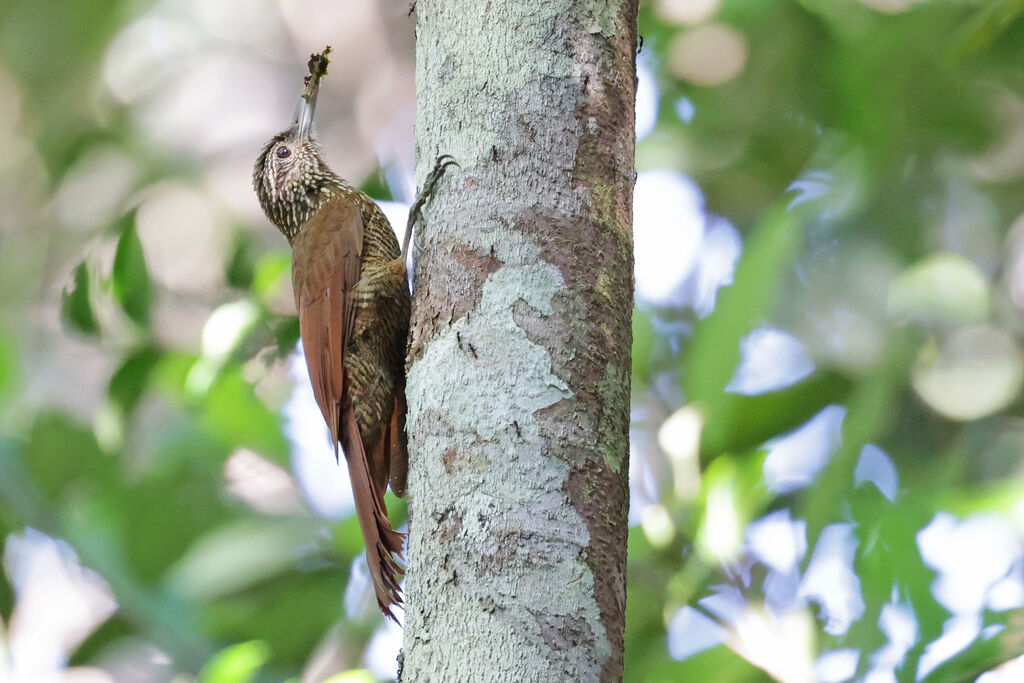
[388,392,409,498]
[341,403,405,621]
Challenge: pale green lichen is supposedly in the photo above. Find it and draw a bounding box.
[405,261,612,680]
[406,263,571,441]
[590,180,616,219]
[596,363,630,472]
[579,0,620,39]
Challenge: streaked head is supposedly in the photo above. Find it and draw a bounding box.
[253,85,336,239]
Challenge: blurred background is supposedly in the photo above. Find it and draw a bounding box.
[1,0,1024,681]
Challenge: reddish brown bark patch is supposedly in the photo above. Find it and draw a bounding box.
[408,237,504,364]
[442,447,458,474]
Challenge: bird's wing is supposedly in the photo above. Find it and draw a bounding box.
[291,197,404,619]
[291,196,363,449]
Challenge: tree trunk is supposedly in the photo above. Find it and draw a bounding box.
[402,1,636,680]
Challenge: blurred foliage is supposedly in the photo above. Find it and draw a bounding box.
[1,0,1024,681]
[198,641,271,683]
[628,0,1024,681]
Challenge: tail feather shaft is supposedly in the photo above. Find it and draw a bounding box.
[341,404,404,620]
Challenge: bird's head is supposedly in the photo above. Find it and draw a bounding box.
[253,80,336,240]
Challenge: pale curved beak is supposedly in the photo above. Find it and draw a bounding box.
[296,81,319,146]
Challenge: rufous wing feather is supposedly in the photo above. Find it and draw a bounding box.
[292,198,405,618]
[292,198,363,449]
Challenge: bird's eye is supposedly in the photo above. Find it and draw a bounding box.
[276,146,291,159]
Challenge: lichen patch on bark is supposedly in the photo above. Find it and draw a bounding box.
[407,263,572,443]
[578,0,619,38]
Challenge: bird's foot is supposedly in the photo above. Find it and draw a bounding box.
[403,155,459,260]
[421,154,459,200]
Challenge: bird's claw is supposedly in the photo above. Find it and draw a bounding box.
[423,155,459,195]
[401,154,458,260]
[433,154,459,169]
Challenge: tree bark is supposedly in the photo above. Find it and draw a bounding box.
[402,1,636,680]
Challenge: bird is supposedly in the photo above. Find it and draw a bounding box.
[252,49,455,620]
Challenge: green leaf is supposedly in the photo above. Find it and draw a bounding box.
[167,517,323,602]
[273,317,300,356]
[62,261,99,335]
[112,215,152,326]
[0,437,54,531]
[0,330,19,406]
[685,206,802,400]
[645,646,764,683]
[226,233,258,290]
[632,308,656,384]
[802,331,918,546]
[25,411,114,498]
[198,641,270,683]
[108,346,162,415]
[203,367,290,462]
[922,612,1020,682]
[322,671,377,683]
[120,455,231,581]
[951,0,1024,57]
[700,370,853,458]
[201,569,350,666]
[684,206,804,462]
[358,168,394,203]
[252,251,291,300]
[151,351,202,400]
